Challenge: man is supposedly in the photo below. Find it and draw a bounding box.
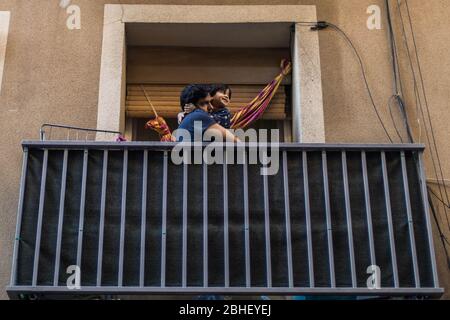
[175,85,239,142]
[177,84,233,129]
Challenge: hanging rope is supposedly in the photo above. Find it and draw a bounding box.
[142,85,174,142]
[231,59,292,129]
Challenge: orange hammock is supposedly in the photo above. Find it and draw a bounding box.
[231,59,292,129]
[144,59,292,141]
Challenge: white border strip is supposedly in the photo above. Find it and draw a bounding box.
[97,4,325,142]
[0,11,11,94]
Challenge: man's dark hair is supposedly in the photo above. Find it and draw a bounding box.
[180,84,210,110]
[209,84,232,99]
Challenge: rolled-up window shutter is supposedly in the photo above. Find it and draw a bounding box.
[126,84,286,120]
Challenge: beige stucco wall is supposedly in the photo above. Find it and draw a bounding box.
[0,0,449,299]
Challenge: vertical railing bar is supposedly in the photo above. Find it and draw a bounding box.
[263,166,272,288]
[76,150,88,272]
[361,151,377,267]
[223,154,230,288]
[282,151,294,288]
[303,151,315,288]
[96,150,108,287]
[182,162,188,288]
[10,147,29,286]
[381,151,399,288]
[140,150,148,288]
[118,150,128,287]
[418,151,439,287]
[322,151,336,288]
[32,149,49,287]
[203,161,208,288]
[161,152,168,287]
[342,151,357,288]
[243,148,251,288]
[53,149,69,286]
[400,151,421,288]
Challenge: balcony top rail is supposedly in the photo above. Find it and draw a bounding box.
[22,140,426,151]
[39,124,123,142]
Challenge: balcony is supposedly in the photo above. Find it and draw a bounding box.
[7,141,443,298]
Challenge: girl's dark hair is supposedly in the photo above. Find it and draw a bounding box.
[180,84,210,110]
[209,84,232,99]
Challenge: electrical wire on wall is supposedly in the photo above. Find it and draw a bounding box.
[385,0,415,144]
[428,192,450,268]
[386,0,450,267]
[303,2,450,267]
[395,0,450,210]
[402,0,450,207]
[307,21,395,143]
[298,14,449,211]
[328,22,395,144]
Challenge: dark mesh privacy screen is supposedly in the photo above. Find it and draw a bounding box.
[9,142,442,297]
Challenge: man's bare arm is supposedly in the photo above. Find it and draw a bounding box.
[207,123,240,143]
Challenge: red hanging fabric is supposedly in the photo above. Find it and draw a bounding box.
[231,59,292,129]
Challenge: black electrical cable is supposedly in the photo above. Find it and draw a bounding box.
[429,186,450,209]
[395,0,424,141]
[396,0,450,232]
[428,188,450,268]
[390,94,415,143]
[307,12,450,267]
[309,16,450,217]
[310,15,448,216]
[386,0,450,252]
[404,0,450,206]
[386,3,404,144]
[392,0,420,143]
[308,15,450,256]
[388,95,404,143]
[395,94,415,143]
[429,182,450,232]
[396,0,439,173]
[386,0,401,95]
[311,21,394,143]
[385,0,414,143]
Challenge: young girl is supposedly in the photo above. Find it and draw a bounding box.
[208,84,232,128]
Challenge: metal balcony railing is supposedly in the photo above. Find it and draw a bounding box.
[7,141,443,298]
[39,123,123,141]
